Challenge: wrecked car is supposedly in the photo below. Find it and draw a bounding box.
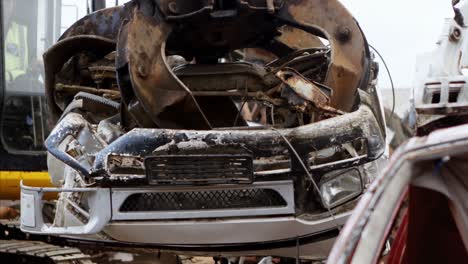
[329,2,468,263]
[20,0,386,259]
[327,123,468,264]
[327,125,468,264]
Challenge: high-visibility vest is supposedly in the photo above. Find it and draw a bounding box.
[5,22,28,82]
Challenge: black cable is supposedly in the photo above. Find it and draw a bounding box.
[233,86,250,127]
[369,44,396,119]
[270,127,341,231]
[296,236,300,264]
[233,98,248,127]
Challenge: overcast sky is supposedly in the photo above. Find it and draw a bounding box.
[340,0,454,89]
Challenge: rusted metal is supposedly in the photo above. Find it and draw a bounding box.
[89,65,117,80]
[59,5,134,40]
[125,9,211,129]
[36,1,390,257]
[276,68,330,109]
[43,35,116,121]
[190,91,257,97]
[44,0,369,129]
[40,0,377,163]
[55,84,120,100]
[277,0,369,111]
[88,53,118,84]
[174,63,278,93]
[276,26,325,50]
[0,207,19,219]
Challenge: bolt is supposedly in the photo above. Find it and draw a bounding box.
[137,65,148,78]
[76,25,84,35]
[168,1,178,14]
[336,26,351,43]
[450,27,462,42]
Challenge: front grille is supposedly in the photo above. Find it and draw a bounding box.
[145,154,253,185]
[119,188,287,212]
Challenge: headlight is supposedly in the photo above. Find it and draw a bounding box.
[319,168,363,208]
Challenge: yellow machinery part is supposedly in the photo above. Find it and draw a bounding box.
[0,171,56,200]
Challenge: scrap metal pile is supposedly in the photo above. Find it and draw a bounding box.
[45,0,369,130]
[20,0,386,257]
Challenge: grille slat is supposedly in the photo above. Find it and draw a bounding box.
[145,154,253,185]
[119,188,287,212]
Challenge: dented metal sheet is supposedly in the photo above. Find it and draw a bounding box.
[43,36,116,122]
[44,0,370,128]
[125,10,212,129]
[276,0,369,111]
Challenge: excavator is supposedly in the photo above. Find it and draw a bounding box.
[0,1,113,262]
[0,0,112,198]
[1,0,387,263]
[329,1,468,262]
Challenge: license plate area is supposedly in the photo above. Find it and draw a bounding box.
[145,154,254,185]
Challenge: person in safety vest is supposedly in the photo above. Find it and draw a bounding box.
[3,0,28,82]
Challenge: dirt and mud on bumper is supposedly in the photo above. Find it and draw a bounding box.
[21,102,384,235]
[45,104,384,183]
[41,102,384,212]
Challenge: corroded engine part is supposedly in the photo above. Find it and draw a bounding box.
[43,0,370,129]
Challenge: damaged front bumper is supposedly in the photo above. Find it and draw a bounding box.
[20,180,350,258]
[45,104,384,182]
[21,104,385,255]
[21,180,347,237]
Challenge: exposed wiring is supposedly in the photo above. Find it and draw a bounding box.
[369,44,396,119]
[233,86,251,127]
[270,128,341,231]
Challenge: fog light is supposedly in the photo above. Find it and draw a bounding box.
[319,168,363,208]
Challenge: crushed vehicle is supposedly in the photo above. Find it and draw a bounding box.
[20,0,386,259]
[327,123,468,264]
[328,2,468,263]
